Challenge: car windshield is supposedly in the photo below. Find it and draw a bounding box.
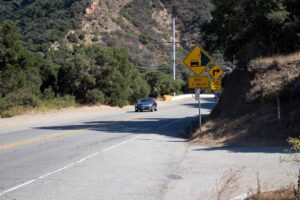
[139,98,152,103]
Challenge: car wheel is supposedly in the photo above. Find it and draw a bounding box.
[151,107,154,112]
[155,107,157,111]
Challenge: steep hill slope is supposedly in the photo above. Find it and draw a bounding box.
[68,0,212,73]
[0,0,87,51]
[0,0,212,74]
[196,53,300,145]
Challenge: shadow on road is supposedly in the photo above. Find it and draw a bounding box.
[35,116,204,138]
[183,102,216,110]
[192,145,287,154]
[34,100,216,139]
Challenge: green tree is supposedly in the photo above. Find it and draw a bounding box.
[129,71,150,103]
[0,20,41,97]
[205,0,300,62]
[86,89,105,104]
[0,0,87,52]
[57,45,149,107]
[58,55,96,102]
[144,71,180,97]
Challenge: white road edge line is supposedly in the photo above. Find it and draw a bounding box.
[0,135,140,197]
[0,179,36,196]
[102,136,140,153]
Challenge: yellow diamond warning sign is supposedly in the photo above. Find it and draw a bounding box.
[183,45,212,75]
[188,76,209,89]
[209,65,224,79]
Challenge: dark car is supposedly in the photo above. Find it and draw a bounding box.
[135,98,157,112]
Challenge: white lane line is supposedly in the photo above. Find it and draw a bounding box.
[102,135,140,153]
[0,179,36,196]
[0,135,139,197]
[38,163,77,179]
[76,152,100,164]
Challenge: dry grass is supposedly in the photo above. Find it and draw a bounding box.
[251,52,300,66]
[0,106,32,118]
[247,188,294,200]
[192,52,300,146]
[193,108,283,146]
[247,53,300,103]
[214,168,244,200]
[191,120,229,145]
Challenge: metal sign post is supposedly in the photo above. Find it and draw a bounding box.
[198,89,201,133]
[172,7,176,97]
[195,88,201,133]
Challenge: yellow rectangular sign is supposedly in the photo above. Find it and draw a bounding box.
[188,76,209,89]
[210,79,222,90]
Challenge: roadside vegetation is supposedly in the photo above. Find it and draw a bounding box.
[1,0,199,118]
[0,0,87,53]
[0,20,181,117]
[204,0,300,64]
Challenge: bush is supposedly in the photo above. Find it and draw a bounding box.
[86,89,105,104]
[42,88,55,100]
[0,106,29,118]
[129,72,151,103]
[144,71,181,97]
[39,95,77,110]
[78,32,85,40]
[4,90,41,108]
[139,35,149,45]
[0,90,41,117]
[67,33,78,43]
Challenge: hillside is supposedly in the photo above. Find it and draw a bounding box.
[77,0,212,73]
[195,53,300,145]
[0,0,212,74]
[0,0,214,117]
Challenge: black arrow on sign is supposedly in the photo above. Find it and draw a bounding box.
[213,69,220,76]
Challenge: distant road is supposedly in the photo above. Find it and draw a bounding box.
[0,97,296,200]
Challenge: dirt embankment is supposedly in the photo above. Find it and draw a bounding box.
[195,53,300,145]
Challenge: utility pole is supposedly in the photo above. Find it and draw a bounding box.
[172,7,176,96]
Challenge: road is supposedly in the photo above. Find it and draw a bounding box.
[0,97,297,200]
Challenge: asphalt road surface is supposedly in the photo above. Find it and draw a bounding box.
[0,97,297,200]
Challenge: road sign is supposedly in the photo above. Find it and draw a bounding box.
[188,76,209,89]
[183,45,212,75]
[209,65,224,79]
[210,79,222,90]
